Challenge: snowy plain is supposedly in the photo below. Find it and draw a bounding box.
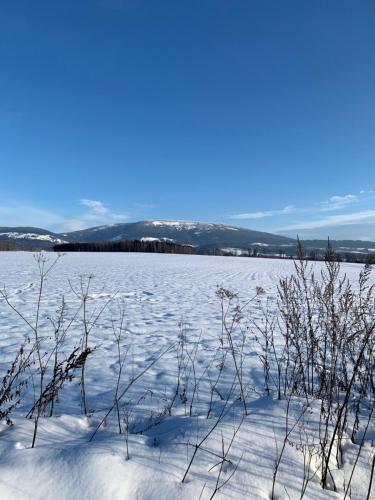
[0,252,373,500]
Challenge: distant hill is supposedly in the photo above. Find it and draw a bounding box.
[0,227,68,250]
[300,240,375,254]
[0,221,374,257]
[62,220,295,250]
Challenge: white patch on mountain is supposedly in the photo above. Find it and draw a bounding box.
[0,232,67,244]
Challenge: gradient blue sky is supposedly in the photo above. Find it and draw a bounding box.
[1,0,375,239]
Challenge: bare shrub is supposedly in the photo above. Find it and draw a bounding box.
[0,340,34,425]
[253,241,375,494]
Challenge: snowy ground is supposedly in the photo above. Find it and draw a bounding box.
[0,252,373,500]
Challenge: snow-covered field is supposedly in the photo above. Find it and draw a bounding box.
[0,252,373,500]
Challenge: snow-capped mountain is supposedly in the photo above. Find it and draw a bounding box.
[0,227,68,249]
[63,220,295,249]
[1,221,375,256]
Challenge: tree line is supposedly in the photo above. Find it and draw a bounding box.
[53,239,197,254]
[0,241,16,251]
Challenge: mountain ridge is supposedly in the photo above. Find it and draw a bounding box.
[0,221,375,255]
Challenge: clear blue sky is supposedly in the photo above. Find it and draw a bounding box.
[1,0,375,239]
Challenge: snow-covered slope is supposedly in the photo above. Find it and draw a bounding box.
[0,232,66,244]
[1,221,375,255]
[0,227,67,249]
[63,220,295,250]
[0,253,373,500]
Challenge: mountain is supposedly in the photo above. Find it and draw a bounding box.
[0,221,374,257]
[0,227,68,250]
[62,221,295,250]
[299,240,375,254]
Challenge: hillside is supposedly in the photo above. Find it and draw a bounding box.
[0,227,67,250]
[0,221,375,257]
[63,220,295,250]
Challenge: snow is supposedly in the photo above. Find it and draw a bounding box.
[0,252,372,500]
[92,224,119,231]
[147,220,240,231]
[0,232,67,244]
[221,247,248,256]
[140,237,175,243]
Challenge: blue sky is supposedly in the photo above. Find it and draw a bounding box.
[1,0,375,239]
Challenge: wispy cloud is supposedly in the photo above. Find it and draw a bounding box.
[0,199,129,233]
[277,210,375,231]
[0,204,66,229]
[80,199,109,214]
[230,205,296,220]
[58,199,129,232]
[318,194,358,212]
[230,190,375,221]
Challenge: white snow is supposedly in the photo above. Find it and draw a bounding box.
[0,253,372,500]
[221,247,248,256]
[0,232,67,244]
[140,237,175,243]
[147,220,240,231]
[140,236,160,242]
[92,224,119,231]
